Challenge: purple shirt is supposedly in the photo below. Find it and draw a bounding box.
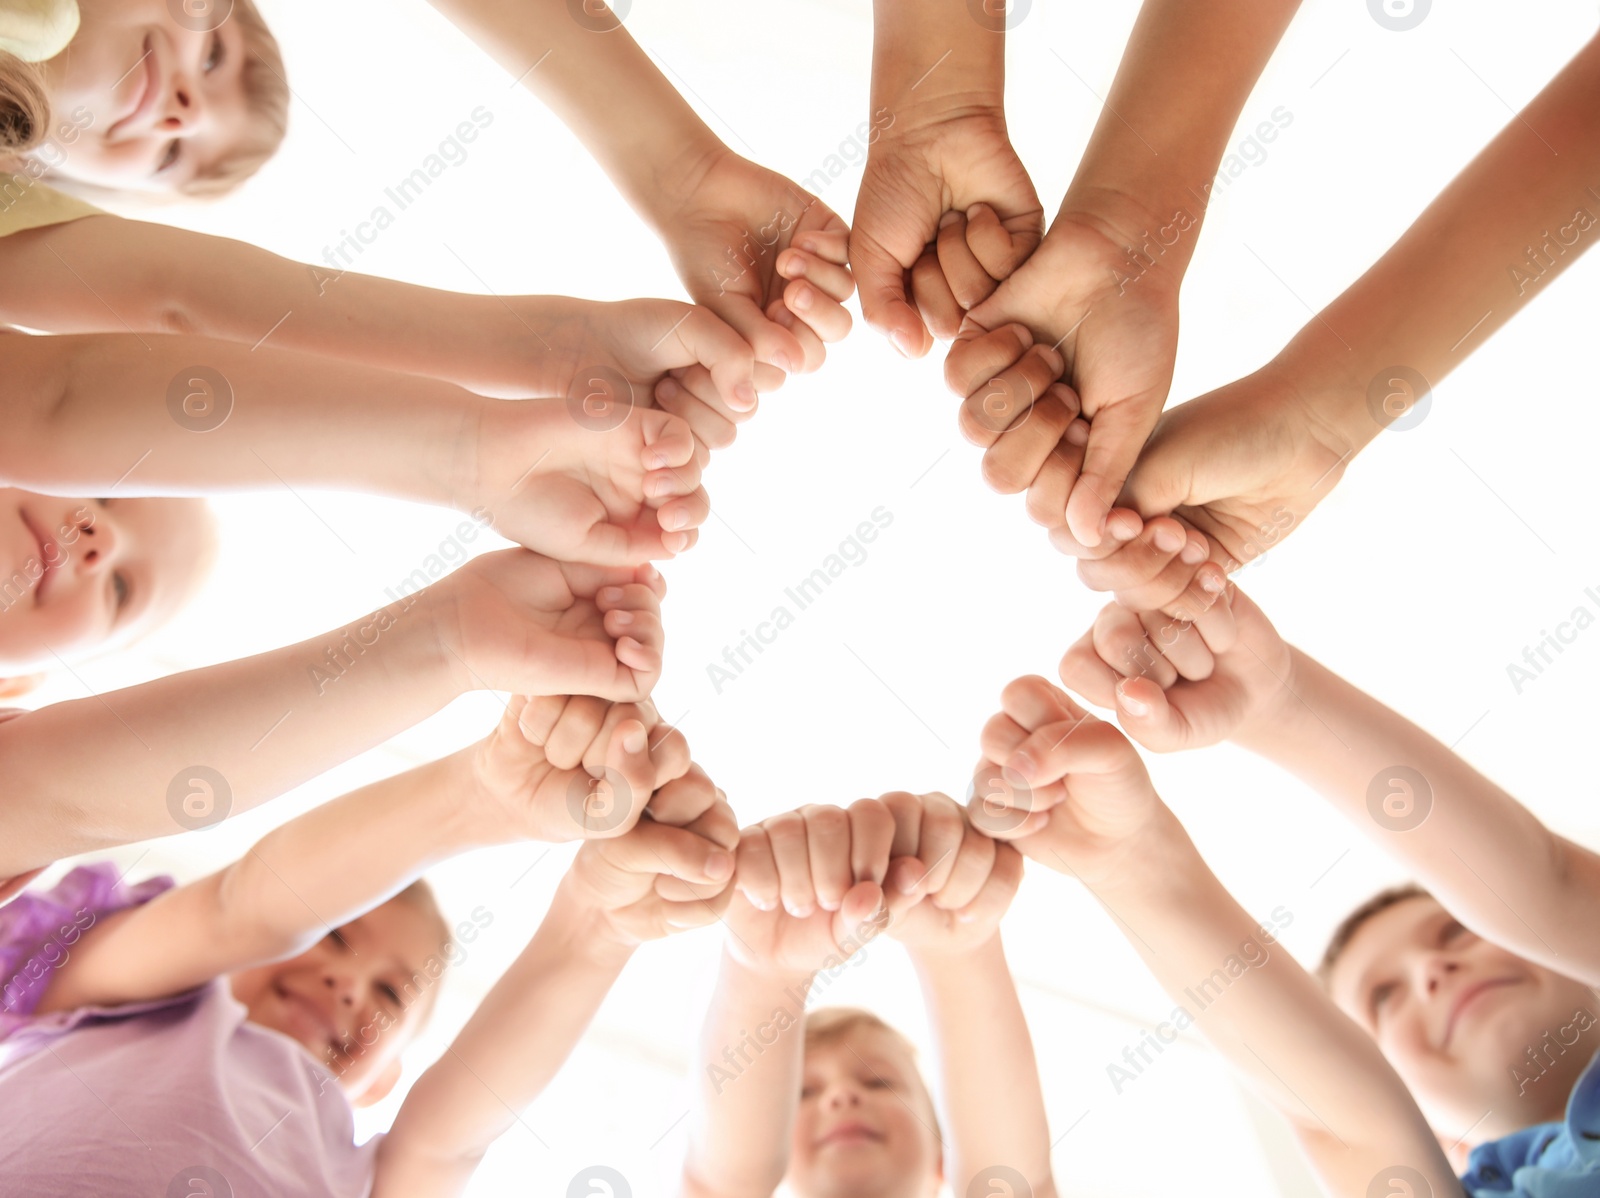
[0,865,382,1197]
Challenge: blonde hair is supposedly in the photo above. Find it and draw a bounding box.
[0,1,289,196]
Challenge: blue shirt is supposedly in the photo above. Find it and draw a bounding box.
[1463,1051,1600,1195]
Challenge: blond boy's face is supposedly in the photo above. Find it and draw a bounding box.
[230,900,447,1106]
[38,0,255,192]
[1330,895,1599,1139]
[787,1027,943,1198]
[0,488,214,675]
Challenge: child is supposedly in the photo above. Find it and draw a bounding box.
[683,792,1056,1198]
[948,27,1600,562]
[0,547,666,900]
[0,688,738,1196]
[996,573,1600,1192]
[0,0,287,196]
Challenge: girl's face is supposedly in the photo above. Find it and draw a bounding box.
[0,488,214,674]
[37,0,255,192]
[787,1028,943,1198]
[230,900,447,1105]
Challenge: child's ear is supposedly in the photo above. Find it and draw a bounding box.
[0,674,45,701]
[354,1058,403,1108]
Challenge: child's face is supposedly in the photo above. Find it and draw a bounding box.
[1330,895,1598,1139]
[0,488,213,674]
[787,1028,943,1198]
[230,899,447,1105]
[38,0,255,192]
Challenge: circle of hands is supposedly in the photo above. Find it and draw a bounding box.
[468,88,1324,962]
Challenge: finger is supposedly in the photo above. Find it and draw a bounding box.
[1066,401,1162,550]
[707,292,809,380]
[911,242,966,341]
[832,878,891,950]
[1023,437,1084,529]
[543,694,613,770]
[656,374,738,454]
[1137,608,1214,683]
[943,321,1033,398]
[607,820,736,887]
[937,211,1000,311]
[776,246,856,303]
[1089,602,1174,688]
[655,487,710,542]
[910,792,966,896]
[637,409,699,474]
[878,790,924,862]
[846,797,896,887]
[735,825,780,911]
[850,226,931,358]
[593,717,655,836]
[964,202,1043,281]
[654,306,760,414]
[654,790,741,903]
[645,760,716,825]
[765,810,816,917]
[980,389,1077,495]
[514,693,567,745]
[958,344,1065,450]
[791,224,852,269]
[802,804,853,912]
[632,563,667,600]
[1056,623,1128,712]
[1076,516,1204,613]
[932,820,996,911]
[965,758,1052,841]
[766,297,830,374]
[954,840,1024,927]
[640,723,693,793]
[780,279,853,346]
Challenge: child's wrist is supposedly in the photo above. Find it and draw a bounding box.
[721,943,816,995]
[1269,327,1387,457]
[1233,645,1313,750]
[549,875,641,966]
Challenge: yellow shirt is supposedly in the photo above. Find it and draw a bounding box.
[0,1,102,237]
[0,0,79,62]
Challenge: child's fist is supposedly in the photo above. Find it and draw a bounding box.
[971,676,1162,886]
[1057,584,1293,752]
[435,552,665,702]
[726,800,920,980]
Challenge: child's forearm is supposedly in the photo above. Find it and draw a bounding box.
[1,333,475,506]
[1097,809,1456,1195]
[0,590,461,874]
[375,881,635,1196]
[1235,647,1600,983]
[426,0,722,234]
[1062,0,1303,272]
[1281,29,1600,450]
[0,218,571,399]
[910,937,1057,1198]
[682,949,814,1198]
[37,749,495,1013]
[871,0,1006,110]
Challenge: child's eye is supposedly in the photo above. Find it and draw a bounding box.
[864,1076,892,1090]
[1369,981,1398,1018]
[326,929,351,952]
[379,982,401,1006]
[1441,919,1467,943]
[204,34,225,73]
[156,141,181,174]
[111,572,130,611]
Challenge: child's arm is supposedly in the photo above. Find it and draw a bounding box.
[884,793,1056,1198]
[373,766,739,1195]
[0,551,665,877]
[682,800,931,1198]
[0,217,763,410]
[33,688,682,1013]
[1040,27,1600,573]
[1,333,707,564]
[976,677,1459,1197]
[426,0,855,377]
[1060,583,1600,986]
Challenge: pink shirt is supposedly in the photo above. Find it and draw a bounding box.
[0,865,382,1197]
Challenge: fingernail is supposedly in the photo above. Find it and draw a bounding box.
[599,587,624,603]
[656,378,680,400]
[1009,751,1037,782]
[733,382,758,411]
[1153,525,1184,553]
[705,851,733,880]
[965,203,988,221]
[1181,539,1207,565]
[791,285,813,312]
[664,531,690,555]
[1117,684,1149,717]
[938,210,961,229]
[662,509,688,531]
[648,450,671,469]
[890,330,917,359]
[611,609,634,627]
[1201,570,1227,593]
[623,725,647,753]
[1041,346,1065,376]
[773,351,798,374]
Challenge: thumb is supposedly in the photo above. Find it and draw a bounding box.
[1066,401,1158,549]
[832,879,891,951]
[1111,675,1187,753]
[850,227,932,359]
[571,718,653,838]
[964,202,1041,282]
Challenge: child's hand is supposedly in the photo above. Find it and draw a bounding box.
[944,318,1088,524]
[432,552,664,702]
[471,397,707,563]
[971,676,1164,887]
[1057,584,1296,752]
[908,207,1011,340]
[470,692,691,842]
[565,763,740,945]
[879,789,1025,957]
[655,147,854,378]
[724,800,921,980]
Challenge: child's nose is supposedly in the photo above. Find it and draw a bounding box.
[75,518,119,573]
[160,76,206,133]
[822,1083,862,1110]
[322,972,358,1008]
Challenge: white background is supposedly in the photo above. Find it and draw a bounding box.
[28,0,1600,1193]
